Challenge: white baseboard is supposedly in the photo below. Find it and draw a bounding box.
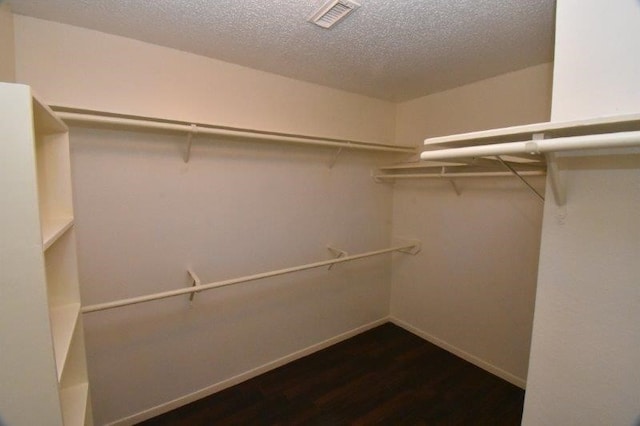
[108,317,390,426]
[389,316,526,389]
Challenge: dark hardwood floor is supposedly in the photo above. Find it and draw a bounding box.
[139,323,524,425]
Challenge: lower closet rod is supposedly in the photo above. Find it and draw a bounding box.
[82,244,418,314]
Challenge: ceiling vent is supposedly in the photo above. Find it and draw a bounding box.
[309,0,361,29]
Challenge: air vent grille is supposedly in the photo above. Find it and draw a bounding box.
[309,0,361,29]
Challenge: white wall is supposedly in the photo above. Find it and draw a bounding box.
[391,64,552,387]
[13,16,402,425]
[550,1,640,121]
[71,129,394,425]
[13,15,395,144]
[396,63,553,146]
[523,1,640,425]
[0,3,15,82]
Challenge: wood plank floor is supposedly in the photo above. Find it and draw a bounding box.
[139,323,524,425]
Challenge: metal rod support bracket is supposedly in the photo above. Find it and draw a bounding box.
[183,124,199,163]
[393,238,421,255]
[371,169,389,184]
[545,151,566,206]
[187,268,202,304]
[326,246,349,270]
[329,145,345,169]
[496,148,545,202]
[441,167,461,196]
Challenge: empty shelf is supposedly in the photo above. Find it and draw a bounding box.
[50,303,81,381]
[60,382,89,426]
[42,216,74,251]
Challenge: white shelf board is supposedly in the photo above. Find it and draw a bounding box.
[42,216,74,251]
[423,113,640,148]
[52,107,417,154]
[379,161,467,171]
[375,170,546,180]
[60,382,89,426]
[50,303,81,381]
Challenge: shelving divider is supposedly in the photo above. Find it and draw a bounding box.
[61,382,90,426]
[50,303,82,381]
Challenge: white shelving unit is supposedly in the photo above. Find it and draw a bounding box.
[0,83,93,426]
[418,113,640,165]
[418,113,640,205]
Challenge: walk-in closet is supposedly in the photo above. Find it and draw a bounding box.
[1,1,638,425]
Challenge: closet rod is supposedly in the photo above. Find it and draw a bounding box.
[420,130,640,161]
[81,243,418,314]
[56,111,416,154]
[375,171,546,180]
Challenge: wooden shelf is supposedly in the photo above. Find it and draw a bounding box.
[377,156,546,181]
[60,382,89,426]
[423,113,640,148]
[42,216,75,251]
[52,107,417,155]
[51,303,81,381]
[419,113,640,206]
[379,161,467,171]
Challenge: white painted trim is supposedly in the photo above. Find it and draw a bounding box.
[389,317,526,389]
[107,317,390,426]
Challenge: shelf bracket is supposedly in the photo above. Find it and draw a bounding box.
[371,169,389,184]
[327,246,349,270]
[495,151,545,202]
[441,167,461,196]
[183,124,198,163]
[187,268,202,304]
[393,237,422,255]
[329,146,345,169]
[546,151,566,206]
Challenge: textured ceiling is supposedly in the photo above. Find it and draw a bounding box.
[7,0,556,102]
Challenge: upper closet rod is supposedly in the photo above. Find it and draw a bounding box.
[420,130,640,161]
[56,111,416,154]
[81,243,420,314]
